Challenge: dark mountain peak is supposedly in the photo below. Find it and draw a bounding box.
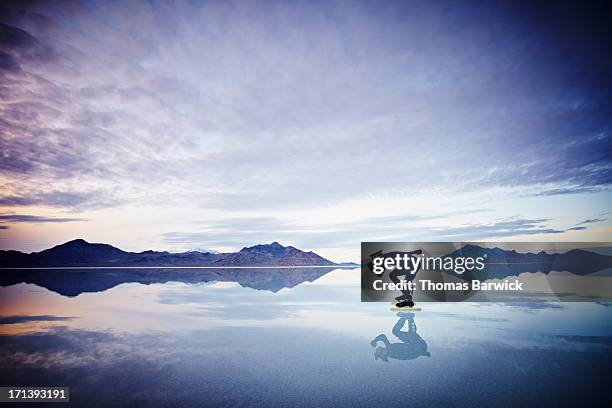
[62,238,89,247]
[563,248,591,255]
[0,238,131,267]
[44,239,124,253]
[240,242,287,253]
[139,250,169,255]
[450,245,519,257]
[261,241,286,250]
[218,241,334,266]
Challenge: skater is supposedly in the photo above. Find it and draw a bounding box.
[371,312,430,361]
[369,249,423,308]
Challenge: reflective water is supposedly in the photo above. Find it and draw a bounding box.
[0,268,610,407]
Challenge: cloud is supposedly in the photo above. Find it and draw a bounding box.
[0,23,56,71]
[181,209,490,243]
[163,214,580,251]
[0,0,609,216]
[0,191,117,209]
[528,186,607,197]
[578,218,606,225]
[0,214,87,223]
[422,218,596,240]
[0,315,75,324]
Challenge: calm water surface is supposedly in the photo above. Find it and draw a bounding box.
[0,268,610,407]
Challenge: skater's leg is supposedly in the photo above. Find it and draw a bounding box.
[389,268,412,302]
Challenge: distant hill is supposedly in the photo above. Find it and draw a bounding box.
[443,244,612,279]
[0,239,338,267]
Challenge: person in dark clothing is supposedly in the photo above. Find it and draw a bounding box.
[371,312,430,361]
[369,249,423,308]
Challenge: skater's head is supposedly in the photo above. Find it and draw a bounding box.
[374,347,388,362]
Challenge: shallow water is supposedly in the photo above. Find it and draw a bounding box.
[0,268,610,407]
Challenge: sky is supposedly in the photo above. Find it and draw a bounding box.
[0,0,611,262]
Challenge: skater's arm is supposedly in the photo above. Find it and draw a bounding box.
[370,334,391,347]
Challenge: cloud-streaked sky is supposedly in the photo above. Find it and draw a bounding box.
[1,0,611,261]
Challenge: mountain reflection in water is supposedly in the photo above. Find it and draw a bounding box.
[0,267,351,296]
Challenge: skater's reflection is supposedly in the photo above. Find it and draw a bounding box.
[371,312,430,361]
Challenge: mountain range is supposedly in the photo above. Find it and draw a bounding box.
[0,239,344,267]
[445,244,612,279]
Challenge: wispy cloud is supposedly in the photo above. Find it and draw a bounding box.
[0,315,76,324]
[163,215,586,251]
[578,218,606,225]
[0,191,116,209]
[395,218,589,241]
[0,214,87,223]
[527,186,608,197]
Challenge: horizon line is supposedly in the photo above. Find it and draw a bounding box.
[0,265,359,270]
